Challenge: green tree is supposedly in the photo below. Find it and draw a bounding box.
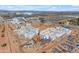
[77,18,79,25]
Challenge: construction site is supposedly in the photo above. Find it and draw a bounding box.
[0,11,79,53]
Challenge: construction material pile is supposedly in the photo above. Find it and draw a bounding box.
[9,17,26,29]
[14,23,39,39]
[40,26,72,41]
[10,17,26,24]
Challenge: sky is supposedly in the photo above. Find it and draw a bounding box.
[0,5,79,11]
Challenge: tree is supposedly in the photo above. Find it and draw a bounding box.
[77,18,79,25]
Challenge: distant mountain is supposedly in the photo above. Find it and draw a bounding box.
[0,10,79,16]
